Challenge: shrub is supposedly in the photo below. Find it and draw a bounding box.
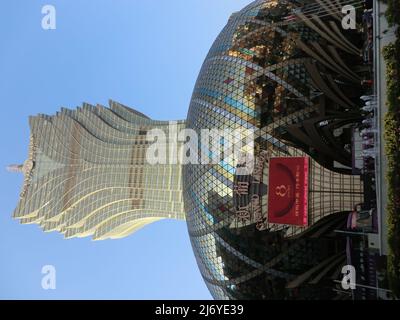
[383,0,400,297]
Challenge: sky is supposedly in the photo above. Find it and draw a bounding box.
[0,0,253,299]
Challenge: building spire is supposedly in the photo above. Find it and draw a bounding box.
[6,164,24,173]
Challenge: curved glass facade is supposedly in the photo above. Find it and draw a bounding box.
[183,0,365,299]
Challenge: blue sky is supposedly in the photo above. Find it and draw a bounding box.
[0,0,252,299]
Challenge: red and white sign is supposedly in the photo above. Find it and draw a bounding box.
[267,157,309,226]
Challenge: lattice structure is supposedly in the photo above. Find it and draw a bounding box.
[183,0,365,299]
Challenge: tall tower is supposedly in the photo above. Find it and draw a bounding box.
[13,100,185,240]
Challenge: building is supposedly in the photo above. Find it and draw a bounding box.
[12,100,185,240]
[12,0,383,299]
[183,0,368,299]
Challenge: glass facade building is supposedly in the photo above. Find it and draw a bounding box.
[183,0,366,299]
[12,0,373,300]
[13,100,185,240]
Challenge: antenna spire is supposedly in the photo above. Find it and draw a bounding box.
[6,164,24,173]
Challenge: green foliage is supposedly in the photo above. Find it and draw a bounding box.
[383,0,400,297]
[386,0,400,27]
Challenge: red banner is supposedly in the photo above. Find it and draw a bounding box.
[267,157,309,226]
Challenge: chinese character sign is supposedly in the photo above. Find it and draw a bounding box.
[268,157,309,226]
